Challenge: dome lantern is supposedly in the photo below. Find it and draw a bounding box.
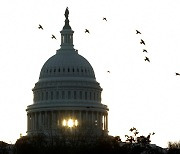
[58,7,74,51]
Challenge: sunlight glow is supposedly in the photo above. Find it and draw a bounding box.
[62,119,78,128]
[67,119,74,128]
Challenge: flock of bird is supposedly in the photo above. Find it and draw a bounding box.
[38,18,180,76]
[85,17,107,34]
[38,24,57,40]
[136,30,150,63]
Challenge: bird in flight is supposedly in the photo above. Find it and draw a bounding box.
[38,24,43,30]
[175,72,180,76]
[107,71,110,73]
[51,34,56,39]
[152,132,155,135]
[85,29,90,33]
[103,17,107,21]
[129,127,136,132]
[140,39,145,45]
[136,30,141,34]
[144,56,150,62]
[143,49,148,53]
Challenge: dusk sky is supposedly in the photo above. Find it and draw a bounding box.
[0,0,180,148]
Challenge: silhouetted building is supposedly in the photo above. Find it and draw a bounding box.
[26,8,109,137]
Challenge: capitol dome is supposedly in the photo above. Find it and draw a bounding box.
[26,8,108,137]
[39,49,95,79]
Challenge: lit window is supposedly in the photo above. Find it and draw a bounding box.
[67,119,74,127]
[62,119,66,126]
[62,119,78,128]
[74,120,78,126]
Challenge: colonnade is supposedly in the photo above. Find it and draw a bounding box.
[27,110,108,134]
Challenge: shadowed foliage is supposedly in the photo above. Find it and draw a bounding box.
[13,128,166,154]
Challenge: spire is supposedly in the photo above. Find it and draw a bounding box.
[57,7,74,52]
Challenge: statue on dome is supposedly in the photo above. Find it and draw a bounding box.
[65,7,69,19]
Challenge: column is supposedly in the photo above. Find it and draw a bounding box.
[99,112,102,129]
[104,114,106,130]
[86,111,88,126]
[31,113,33,130]
[45,111,47,129]
[57,111,60,127]
[91,111,94,127]
[27,114,29,132]
[51,111,54,129]
[29,113,32,131]
[35,113,37,131]
[106,113,108,131]
[38,112,41,130]
[79,111,81,127]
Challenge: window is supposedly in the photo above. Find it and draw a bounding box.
[38,92,40,101]
[74,91,76,99]
[51,91,53,100]
[90,92,92,100]
[62,36,64,43]
[68,91,71,99]
[46,92,48,100]
[62,91,65,99]
[80,91,82,99]
[42,92,44,100]
[56,91,59,99]
[85,92,87,100]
